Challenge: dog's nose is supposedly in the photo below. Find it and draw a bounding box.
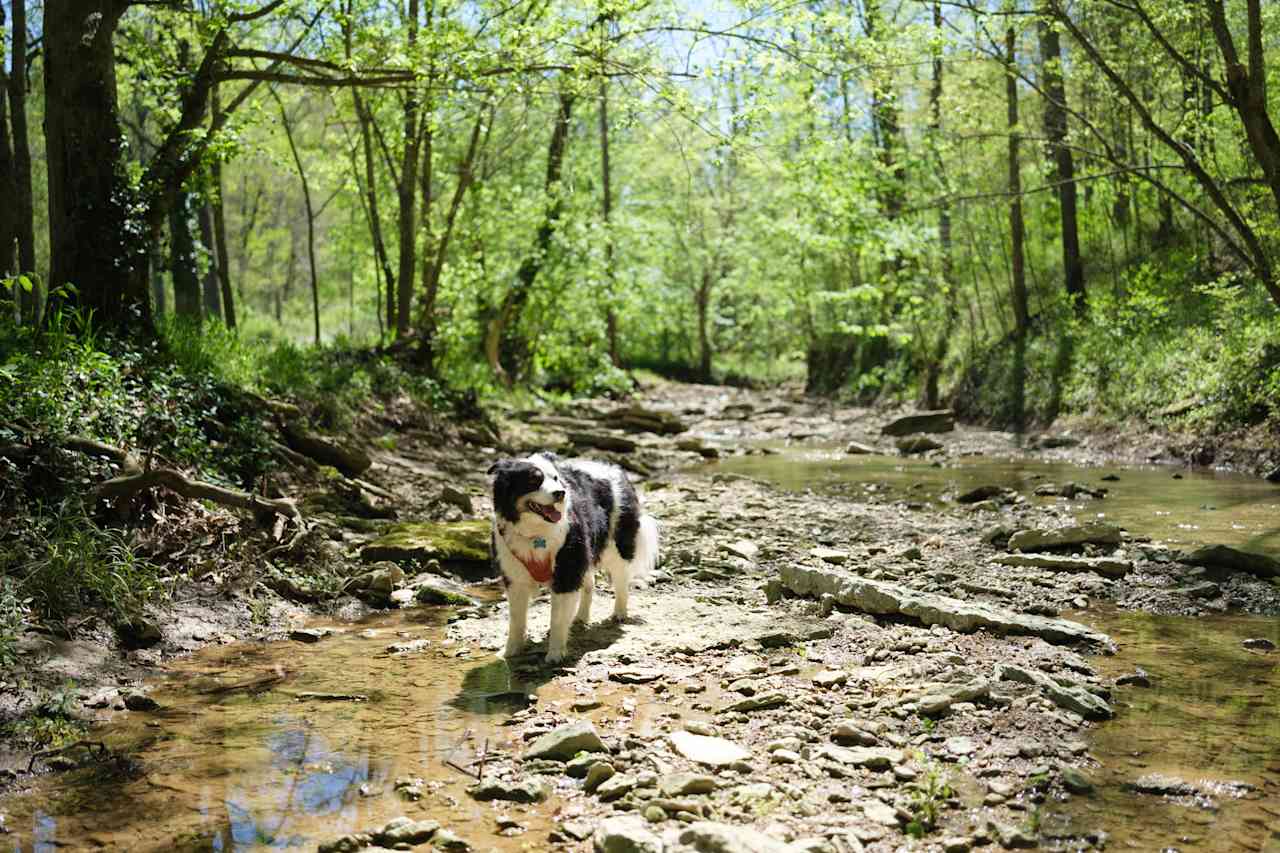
[552,489,566,502]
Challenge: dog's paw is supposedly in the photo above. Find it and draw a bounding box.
[544,648,566,665]
[504,640,526,659]
[609,612,645,626]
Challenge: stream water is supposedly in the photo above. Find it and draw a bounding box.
[4,448,1280,851]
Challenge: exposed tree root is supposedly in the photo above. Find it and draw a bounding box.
[94,466,305,553]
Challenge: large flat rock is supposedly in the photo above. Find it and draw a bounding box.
[1008,523,1122,552]
[780,563,1112,648]
[1181,544,1280,579]
[995,553,1131,578]
[880,410,955,437]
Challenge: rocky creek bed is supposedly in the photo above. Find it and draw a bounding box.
[3,382,1280,851]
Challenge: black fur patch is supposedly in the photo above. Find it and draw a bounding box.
[615,479,641,562]
[489,460,544,523]
[551,466,614,593]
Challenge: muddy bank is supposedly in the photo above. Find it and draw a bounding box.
[3,379,1280,851]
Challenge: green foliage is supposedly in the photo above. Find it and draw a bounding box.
[2,682,87,749]
[0,576,25,669]
[12,502,166,627]
[904,759,955,837]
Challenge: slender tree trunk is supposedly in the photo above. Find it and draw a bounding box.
[1038,16,1085,315]
[696,267,712,381]
[10,0,36,319]
[489,93,576,384]
[1007,22,1029,434]
[198,201,222,322]
[44,0,152,330]
[600,78,620,367]
[417,100,488,361]
[923,0,956,410]
[0,0,16,283]
[210,84,235,328]
[1006,25,1029,337]
[169,188,202,321]
[275,90,321,345]
[394,0,422,338]
[354,94,396,335]
[150,246,166,316]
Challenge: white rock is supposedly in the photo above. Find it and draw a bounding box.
[670,731,752,767]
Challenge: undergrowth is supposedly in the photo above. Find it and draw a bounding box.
[1,682,86,749]
[0,308,465,648]
[950,266,1280,432]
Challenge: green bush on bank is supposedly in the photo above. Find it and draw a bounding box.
[0,309,467,644]
[951,264,1280,431]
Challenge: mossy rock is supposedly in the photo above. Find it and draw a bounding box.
[360,520,490,565]
[414,582,479,606]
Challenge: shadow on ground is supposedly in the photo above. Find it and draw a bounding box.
[450,619,625,714]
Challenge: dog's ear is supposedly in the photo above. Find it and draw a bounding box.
[487,459,513,476]
[539,451,561,464]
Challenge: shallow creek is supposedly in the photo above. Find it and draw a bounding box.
[5,450,1280,851]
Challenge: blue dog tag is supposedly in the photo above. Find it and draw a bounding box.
[533,537,547,549]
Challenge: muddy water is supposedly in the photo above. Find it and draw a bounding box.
[2,606,560,852]
[716,447,1280,552]
[1044,608,1280,851]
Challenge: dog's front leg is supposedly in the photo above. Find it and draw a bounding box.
[546,590,579,664]
[505,583,531,658]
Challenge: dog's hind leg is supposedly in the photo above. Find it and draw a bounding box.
[607,560,630,621]
[574,569,594,625]
[504,583,531,659]
[546,590,579,664]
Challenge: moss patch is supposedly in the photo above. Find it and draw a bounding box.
[360,520,490,565]
[414,583,478,606]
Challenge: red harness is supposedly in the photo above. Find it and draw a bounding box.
[518,552,554,584]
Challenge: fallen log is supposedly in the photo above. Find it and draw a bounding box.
[279,420,372,477]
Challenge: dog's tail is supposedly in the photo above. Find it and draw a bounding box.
[632,513,661,580]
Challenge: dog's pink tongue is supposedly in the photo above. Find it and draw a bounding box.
[545,507,562,523]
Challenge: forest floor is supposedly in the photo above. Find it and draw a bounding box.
[4,378,1280,851]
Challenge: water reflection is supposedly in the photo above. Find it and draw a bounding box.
[1042,608,1280,850]
[715,447,1280,551]
[1,608,548,852]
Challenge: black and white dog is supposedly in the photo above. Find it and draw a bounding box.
[488,452,659,663]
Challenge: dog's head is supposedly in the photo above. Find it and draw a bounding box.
[488,453,568,532]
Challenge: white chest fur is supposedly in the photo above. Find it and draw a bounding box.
[495,519,568,587]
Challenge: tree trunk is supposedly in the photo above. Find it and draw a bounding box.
[210,84,235,328]
[923,0,956,411]
[1209,0,1280,225]
[417,100,487,363]
[696,267,712,381]
[44,0,152,330]
[1038,16,1085,315]
[353,94,396,336]
[275,90,321,345]
[0,0,16,282]
[394,0,422,339]
[169,188,202,321]
[600,78,620,367]
[10,0,36,320]
[1006,25,1029,337]
[490,93,576,385]
[198,201,222,322]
